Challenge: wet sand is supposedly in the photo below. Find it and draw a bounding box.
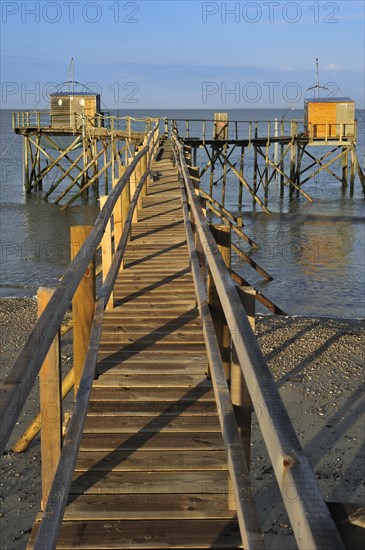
[0,298,364,549]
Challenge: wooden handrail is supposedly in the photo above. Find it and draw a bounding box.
[172,133,345,550]
[176,153,265,550]
[32,140,157,549]
[0,123,159,456]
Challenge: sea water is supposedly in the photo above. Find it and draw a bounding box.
[0,108,364,318]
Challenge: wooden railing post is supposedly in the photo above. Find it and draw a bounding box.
[188,166,200,195]
[229,285,256,511]
[100,196,113,309]
[128,155,138,224]
[208,225,231,380]
[37,287,62,511]
[141,139,148,197]
[70,226,95,397]
[231,286,256,463]
[136,155,143,212]
[113,163,125,248]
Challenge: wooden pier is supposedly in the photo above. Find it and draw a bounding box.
[0,124,354,549]
[13,110,365,213]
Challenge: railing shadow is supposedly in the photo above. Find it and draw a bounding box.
[97,307,202,371]
[112,267,191,308]
[131,220,184,241]
[138,207,181,222]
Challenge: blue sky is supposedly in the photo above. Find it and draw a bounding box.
[1,0,364,109]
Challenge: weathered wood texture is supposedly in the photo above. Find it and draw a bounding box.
[27,143,242,549]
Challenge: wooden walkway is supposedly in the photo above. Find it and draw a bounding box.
[28,146,242,548]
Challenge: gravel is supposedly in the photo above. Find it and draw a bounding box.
[0,299,364,549]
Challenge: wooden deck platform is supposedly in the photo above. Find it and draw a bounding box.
[27,146,242,548]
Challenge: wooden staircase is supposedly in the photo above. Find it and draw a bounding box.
[28,146,243,548]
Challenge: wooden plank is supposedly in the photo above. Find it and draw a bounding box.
[28,519,243,548]
[101,320,201,331]
[96,352,208,363]
[98,345,206,356]
[100,332,204,345]
[96,363,207,375]
[84,415,221,433]
[92,374,210,388]
[74,450,226,472]
[88,400,217,417]
[62,493,235,520]
[90,386,213,402]
[80,431,224,452]
[70,470,228,494]
[87,400,216,416]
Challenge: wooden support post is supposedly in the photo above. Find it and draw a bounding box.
[280,121,285,195]
[114,164,126,251]
[264,142,269,204]
[238,146,244,216]
[99,196,113,310]
[136,156,143,212]
[208,225,231,380]
[188,166,200,195]
[350,146,356,194]
[91,140,99,195]
[342,147,349,188]
[229,286,256,511]
[195,197,207,284]
[37,287,62,511]
[209,151,215,197]
[24,136,30,192]
[122,165,131,224]
[141,140,148,197]
[70,226,95,397]
[253,129,258,200]
[290,141,296,197]
[221,144,228,207]
[103,142,109,194]
[129,155,138,223]
[82,134,89,191]
[36,140,42,190]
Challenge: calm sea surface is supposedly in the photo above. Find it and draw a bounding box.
[0,108,364,318]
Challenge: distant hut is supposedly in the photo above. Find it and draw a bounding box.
[304,97,356,140]
[50,85,101,129]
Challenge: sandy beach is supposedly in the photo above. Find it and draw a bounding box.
[0,298,364,549]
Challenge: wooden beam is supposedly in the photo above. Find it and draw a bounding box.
[231,286,255,467]
[99,197,113,310]
[256,147,313,202]
[70,226,95,397]
[218,152,270,213]
[11,368,74,454]
[232,242,272,281]
[37,287,62,511]
[231,270,287,315]
[208,225,231,381]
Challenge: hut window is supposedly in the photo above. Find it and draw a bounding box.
[58,99,63,106]
[79,98,85,106]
